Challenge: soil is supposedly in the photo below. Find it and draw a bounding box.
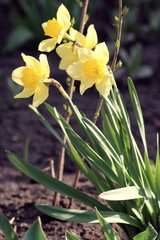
[0,2,160,240]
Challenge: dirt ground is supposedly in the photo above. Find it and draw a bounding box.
[0,1,160,239]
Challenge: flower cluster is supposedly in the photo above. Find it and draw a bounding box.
[12,4,115,107]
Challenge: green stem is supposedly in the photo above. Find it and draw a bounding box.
[69,0,124,208]
[92,0,123,125]
[53,0,90,206]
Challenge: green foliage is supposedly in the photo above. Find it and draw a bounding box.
[0,212,47,240]
[7,78,160,238]
[65,231,83,240]
[0,210,18,240]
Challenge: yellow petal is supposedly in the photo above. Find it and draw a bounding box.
[56,43,78,70]
[21,53,41,72]
[95,76,112,97]
[38,38,57,52]
[57,4,71,29]
[69,28,86,46]
[85,24,98,49]
[12,66,25,86]
[32,84,49,107]
[94,42,109,64]
[78,48,94,62]
[39,54,50,78]
[67,62,83,80]
[14,87,35,98]
[80,77,95,95]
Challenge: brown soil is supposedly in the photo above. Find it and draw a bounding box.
[0,2,160,240]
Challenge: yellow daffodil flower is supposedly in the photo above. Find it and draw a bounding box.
[56,24,98,70]
[12,53,51,107]
[67,42,115,97]
[38,4,71,52]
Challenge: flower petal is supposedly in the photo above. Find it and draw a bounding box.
[80,77,95,95]
[56,43,78,70]
[14,87,35,98]
[95,75,113,97]
[78,48,94,62]
[21,53,41,72]
[32,84,49,107]
[67,62,83,80]
[39,54,50,78]
[57,4,71,29]
[38,38,57,52]
[12,66,25,86]
[94,42,109,64]
[69,27,86,46]
[85,24,98,49]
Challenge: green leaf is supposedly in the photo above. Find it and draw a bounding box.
[44,103,109,193]
[6,151,107,211]
[23,217,47,240]
[133,223,158,240]
[127,77,148,156]
[156,134,160,202]
[96,209,120,240]
[29,105,68,150]
[99,186,144,201]
[5,27,33,52]
[35,205,142,228]
[65,231,82,240]
[65,128,119,184]
[0,210,18,240]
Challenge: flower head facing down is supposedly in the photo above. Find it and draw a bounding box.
[38,4,71,52]
[56,24,98,70]
[67,42,115,97]
[12,53,51,107]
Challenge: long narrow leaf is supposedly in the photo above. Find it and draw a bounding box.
[99,186,144,201]
[29,105,68,150]
[65,231,82,240]
[36,205,142,229]
[45,103,109,192]
[0,211,18,240]
[133,223,158,240]
[96,209,120,240]
[23,217,47,240]
[6,151,107,211]
[66,128,119,183]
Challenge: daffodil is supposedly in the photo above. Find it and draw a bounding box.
[56,24,98,70]
[38,4,71,52]
[12,53,51,107]
[67,42,115,97]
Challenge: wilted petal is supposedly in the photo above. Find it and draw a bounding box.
[95,76,112,97]
[32,84,49,107]
[14,87,35,98]
[57,4,71,29]
[12,66,25,86]
[85,25,98,49]
[67,62,83,80]
[38,38,57,52]
[80,77,95,95]
[94,42,109,64]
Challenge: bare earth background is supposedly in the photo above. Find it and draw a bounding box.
[0,2,160,239]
